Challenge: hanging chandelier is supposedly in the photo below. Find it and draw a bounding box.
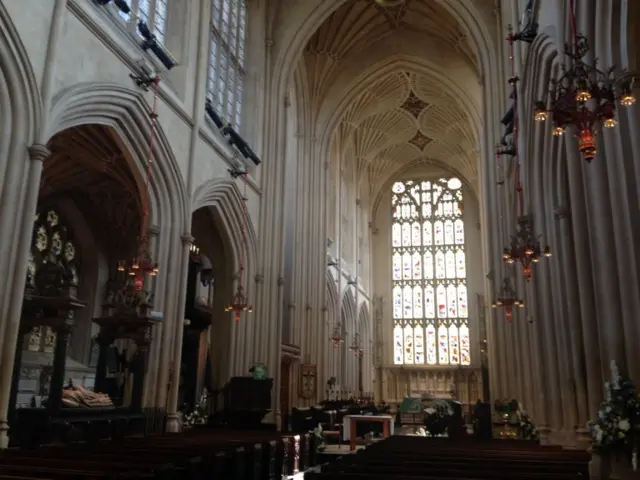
[189,243,201,263]
[330,323,345,348]
[224,170,252,323]
[117,77,161,291]
[349,333,363,357]
[491,277,524,322]
[503,215,551,281]
[532,0,635,162]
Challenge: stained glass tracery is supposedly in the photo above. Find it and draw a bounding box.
[26,208,81,353]
[392,178,470,366]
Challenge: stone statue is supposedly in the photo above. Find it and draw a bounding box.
[61,379,114,408]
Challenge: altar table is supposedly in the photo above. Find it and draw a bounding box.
[343,414,394,451]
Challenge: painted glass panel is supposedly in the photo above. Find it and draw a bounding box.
[414,327,425,364]
[390,178,469,365]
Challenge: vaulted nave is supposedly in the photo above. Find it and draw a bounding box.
[0,0,639,479]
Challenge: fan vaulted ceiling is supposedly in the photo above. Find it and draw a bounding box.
[300,0,484,197]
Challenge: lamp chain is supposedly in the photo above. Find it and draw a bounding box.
[141,76,161,244]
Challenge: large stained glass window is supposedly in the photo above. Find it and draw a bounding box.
[392,178,471,366]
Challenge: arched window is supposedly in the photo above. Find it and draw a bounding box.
[26,209,81,353]
[208,0,247,131]
[391,178,470,366]
[119,0,168,45]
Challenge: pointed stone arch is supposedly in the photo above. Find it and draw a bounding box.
[0,1,44,312]
[0,2,41,148]
[326,270,339,326]
[358,302,371,336]
[341,288,357,334]
[192,179,258,280]
[45,82,189,231]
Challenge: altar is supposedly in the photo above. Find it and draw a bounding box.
[342,415,394,451]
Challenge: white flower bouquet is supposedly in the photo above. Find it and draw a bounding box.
[185,390,210,426]
[588,361,640,471]
[312,423,326,452]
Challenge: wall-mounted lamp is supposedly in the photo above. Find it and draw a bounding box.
[137,21,177,70]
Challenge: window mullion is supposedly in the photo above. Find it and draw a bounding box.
[149,0,156,33]
[131,0,140,34]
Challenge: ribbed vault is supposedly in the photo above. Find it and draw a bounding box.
[335,71,478,195]
[299,0,485,201]
[41,124,142,259]
[304,0,476,103]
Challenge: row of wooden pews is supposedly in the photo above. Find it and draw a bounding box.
[305,436,591,480]
[0,429,316,479]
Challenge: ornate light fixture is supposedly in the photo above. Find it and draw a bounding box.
[330,323,345,348]
[491,277,524,322]
[503,215,551,281]
[532,0,635,162]
[117,77,161,291]
[189,243,201,263]
[224,170,252,323]
[349,333,363,357]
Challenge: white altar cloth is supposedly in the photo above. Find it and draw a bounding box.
[342,414,394,440]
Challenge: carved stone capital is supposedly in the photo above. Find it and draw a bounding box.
[29,143,51,163]
[321,305,328,312]
[288,303,296,310]
[277,276,284,286]
[254,273,264,284]
[305,303,312,312]
[181,234,195,245]
[265,39,274,47]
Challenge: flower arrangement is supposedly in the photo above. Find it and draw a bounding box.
[516,409,539,440]
[312,423,326,452]
[424,399,454,436]
[185,390,209,426]
[588,360,640,471]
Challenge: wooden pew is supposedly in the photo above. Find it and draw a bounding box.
[306,436,590,480]
[0,429,306,480]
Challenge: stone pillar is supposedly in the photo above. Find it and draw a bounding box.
[595,0,640,382]
[0,144,49,448]
[165,234,195,433]
[251,32,290,426]
[577,0,625,378]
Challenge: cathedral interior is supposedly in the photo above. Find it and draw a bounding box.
[0,0,639,478]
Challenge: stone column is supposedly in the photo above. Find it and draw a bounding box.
[595,0,640,382]
[577,1,625,379]
[165,234,196,432]
[0,144,49,448]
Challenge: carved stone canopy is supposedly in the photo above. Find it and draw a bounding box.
[93,276,158,345]
[22,256,87,331]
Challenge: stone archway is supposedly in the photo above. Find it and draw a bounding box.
[340,288,357,394]
[173,178,259,417]
[7,122,154,435]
